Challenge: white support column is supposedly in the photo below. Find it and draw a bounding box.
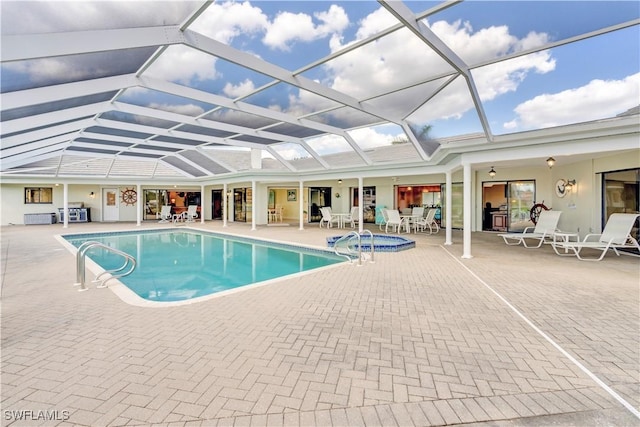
[136,184,142,226]
[445,171,453,245]
[63,183,69,228]
[462,163,473,259]
[358,177,364,233]
[251,180,256,231]
[200,184,205,224]
[299,180,304,230]
[223,183,228,227]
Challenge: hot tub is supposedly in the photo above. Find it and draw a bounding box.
[327,234,415,252]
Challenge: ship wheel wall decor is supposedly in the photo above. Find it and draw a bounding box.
[529,202,549,225]
[121,187,137,206]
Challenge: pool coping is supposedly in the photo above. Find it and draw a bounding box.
[55,226,351,308]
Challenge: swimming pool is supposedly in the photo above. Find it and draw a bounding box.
[61,229,345,304]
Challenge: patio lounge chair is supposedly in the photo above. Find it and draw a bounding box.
[158,205,172,223]
[499,210,562,248]
[553,213,640,261]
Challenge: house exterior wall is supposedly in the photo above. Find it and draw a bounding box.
[2,150,638,231]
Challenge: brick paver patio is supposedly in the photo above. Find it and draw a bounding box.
[1,221,639,426]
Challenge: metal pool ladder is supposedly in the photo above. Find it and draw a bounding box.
[333,230,375,266]
[74,241,137,291]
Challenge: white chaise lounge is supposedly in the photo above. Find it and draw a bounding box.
[552,213,640,261]
[499,210,562,248]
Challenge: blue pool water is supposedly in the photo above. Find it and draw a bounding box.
[63,230,345,302]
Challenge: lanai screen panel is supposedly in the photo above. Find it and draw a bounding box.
[0,1,199,34]
[200,147,252,171]
[242,83,342,118]
[266,123,325,139]
[202,108,280,130]
[427,1,638,57]
[1,48,157,92]
[180,150,231,175]
[306,106,384,129]
[98,111,180,130]
[109,158,160,177]
[116,88,219,117]
[301,27,455,102]
[406,76,484,141]
[1,92,117,121]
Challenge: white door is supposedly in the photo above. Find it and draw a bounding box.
[103,188,119,221]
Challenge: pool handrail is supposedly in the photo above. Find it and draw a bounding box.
[75,241,137,291]
[360,229,375,264]
[332,231,375,266]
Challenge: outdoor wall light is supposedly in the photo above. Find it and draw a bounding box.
[565,179,576,191]
[89,191,95,199]
[488,166,497,178]
[546,157,556,168]
[338,179,342,184]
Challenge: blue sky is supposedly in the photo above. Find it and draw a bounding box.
[2,1,639,155]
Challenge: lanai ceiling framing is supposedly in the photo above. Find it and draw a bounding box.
[1,1,638,180]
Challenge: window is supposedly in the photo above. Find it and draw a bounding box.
[25,187,53,204]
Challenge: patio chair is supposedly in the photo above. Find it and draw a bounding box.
[384,209,405,233]
[553,213,640,261]
[185,205,198,222]
[378,208,389,231]
[319,207,339,228]
[158,205,172,223]
[411,206,425,218]
[414,208,439,234]
[275,204,284,222]
[499,210,562,248]
[346,206,359,228]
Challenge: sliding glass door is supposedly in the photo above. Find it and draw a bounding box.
[507,181,535,232]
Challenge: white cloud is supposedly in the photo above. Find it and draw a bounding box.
[507,73,640,130]
[325,12,555,124]
[473,51,556,101]
[3,58,90,84]
[145,45,219,85]
[191,1,268,44]
[272,143,310,160]
[263,5,348,51]
[1,1,199,35]
[348,126,404,150]
[503,120,518,130]
[223,79,256,98]
[149,103,205,117]
[305,134,353,155]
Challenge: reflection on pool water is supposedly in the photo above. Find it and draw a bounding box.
[326,234,415,252]
[63,230,345,302]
